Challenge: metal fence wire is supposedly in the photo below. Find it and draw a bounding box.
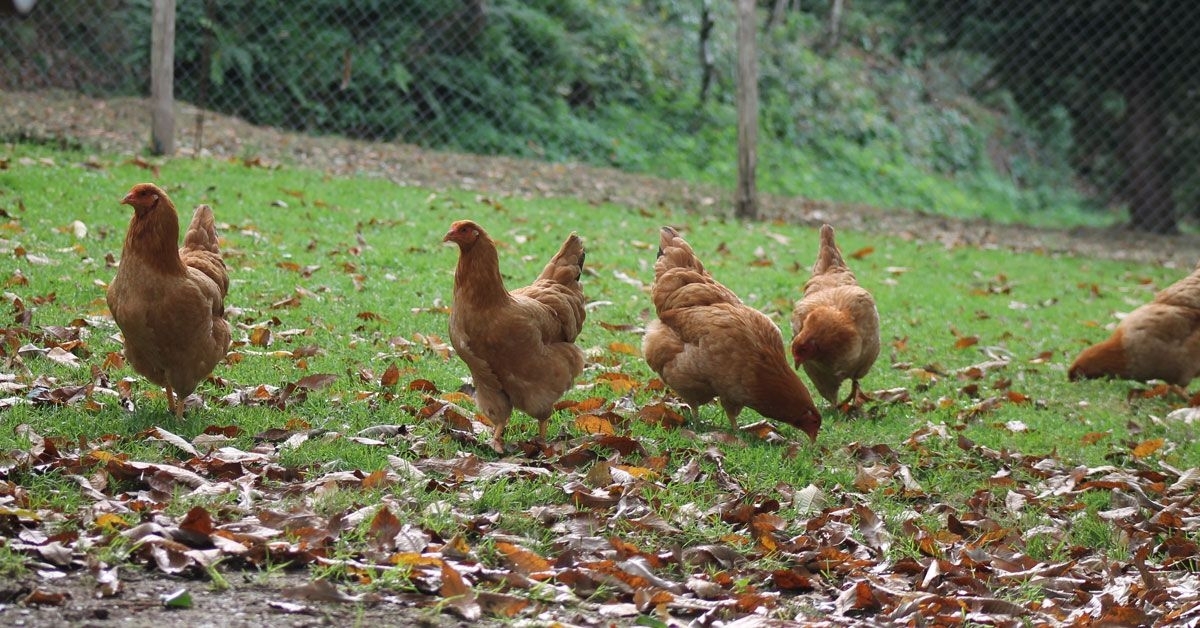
[3,0,1198,234]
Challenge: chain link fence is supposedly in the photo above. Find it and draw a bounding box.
[4,0,663,165]
[3,0,1198,234]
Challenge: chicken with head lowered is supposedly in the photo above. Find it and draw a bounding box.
[642,226,821,441]
[790,224,880,410]
[444,220,587,453]
[1069,263,1200,387]
[107,183,231,417]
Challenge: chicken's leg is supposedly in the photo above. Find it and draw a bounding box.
[165,383,178,417]
[489,422,507,455]
[852,381,872,406]
[719,399,743,431]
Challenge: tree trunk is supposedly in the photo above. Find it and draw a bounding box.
[735,0,758,220]
[1122,64,1176,234]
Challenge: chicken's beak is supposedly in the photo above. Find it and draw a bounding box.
[120,192,136,206]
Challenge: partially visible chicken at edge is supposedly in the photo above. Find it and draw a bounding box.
[1069,264,1200,387]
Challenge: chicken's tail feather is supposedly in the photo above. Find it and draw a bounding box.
[183,205,220,255]
[180,204,229,298]
[537,233,586,285]
[813,224,848,274]
[657,226,704,273]
[523,233,587,341]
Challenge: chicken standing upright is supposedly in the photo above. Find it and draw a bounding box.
[107,183,231,417]
[444,220,587,453]
[642,226,822,441]
[1068,264,1200,386]
[790,224,880,409]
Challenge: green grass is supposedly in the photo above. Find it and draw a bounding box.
[0,543,30,578]
[0,143,1196,617]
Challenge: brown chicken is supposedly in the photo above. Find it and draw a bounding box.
[1068,264,1200,386]
[107,183,231,417]
[444,220,587,453]
[642,226,821,441]
[790,224,880,409]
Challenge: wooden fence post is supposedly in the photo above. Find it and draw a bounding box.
[735,0,759,220]
[150,0,176,156]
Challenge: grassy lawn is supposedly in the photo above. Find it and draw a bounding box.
[0,144,1196,623]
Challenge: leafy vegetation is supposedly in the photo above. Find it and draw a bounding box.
[4,1,1114,229]
[906,0,1200,233]
[0,145,1197,623]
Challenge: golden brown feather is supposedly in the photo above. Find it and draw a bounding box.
[643,226,821,441]
[790,224,880,408]
[445,220,587,453]
[107,183,231,417]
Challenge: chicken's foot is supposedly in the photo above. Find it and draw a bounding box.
[837,381,873,414]
[489,424,507,455]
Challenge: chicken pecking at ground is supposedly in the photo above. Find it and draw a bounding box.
[642,226,822,441]
[444,220,587,453]
[1068,263,1200,387]
[107,183,231,418]
[790,224,880,410]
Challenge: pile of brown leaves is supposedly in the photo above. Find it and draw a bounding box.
[3,398,1199,625]
[3,298,1200,624]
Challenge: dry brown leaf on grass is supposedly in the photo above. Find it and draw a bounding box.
[608,341,640,356]
[438,561,481,620]
[141,426,198,457]
[495,541,552,575]
[1131,438,1165,458]
[575,413,617,435]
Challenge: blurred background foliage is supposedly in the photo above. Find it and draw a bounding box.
[4,0,1197,232]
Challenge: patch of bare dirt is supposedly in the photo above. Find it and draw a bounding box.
[3,89,1198,270]
[1,569,485,628]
